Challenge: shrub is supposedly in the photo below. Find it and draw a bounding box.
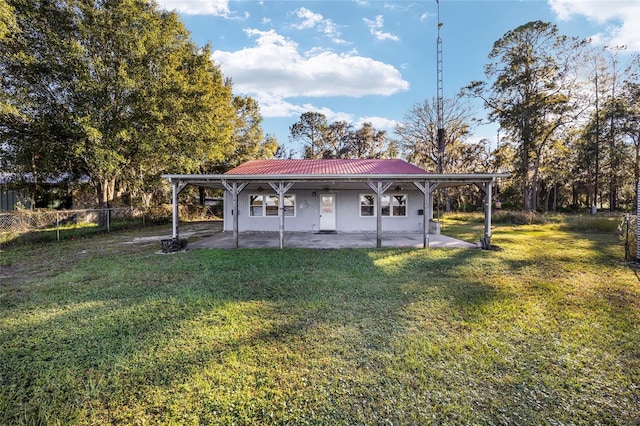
[560,215,622,233]
[492,210,548,225]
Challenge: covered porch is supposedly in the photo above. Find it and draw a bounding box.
[161,171,508,250]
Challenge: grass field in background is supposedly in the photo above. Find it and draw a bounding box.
[1,214,638,424]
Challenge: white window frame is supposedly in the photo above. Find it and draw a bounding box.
[359,193,407,217]
[359,194,376,217]
[249,194,296,217]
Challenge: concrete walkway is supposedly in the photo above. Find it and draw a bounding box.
[188,231,478,250]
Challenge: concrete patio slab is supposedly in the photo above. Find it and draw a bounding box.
[188,231,478,250]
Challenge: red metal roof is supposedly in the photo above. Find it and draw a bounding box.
[224,159,428,176]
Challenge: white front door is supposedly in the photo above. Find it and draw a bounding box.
[319,194,336,231]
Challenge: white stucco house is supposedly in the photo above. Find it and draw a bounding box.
[162,159,508,249]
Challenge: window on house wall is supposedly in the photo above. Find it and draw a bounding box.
[249,194,296,217]
[360,194,407,217]
[360,195,375,216]
[250,195,264,216]
[389,194,407,216]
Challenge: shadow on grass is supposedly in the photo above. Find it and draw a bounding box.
[1,236,638,424]
[0,245,500,424]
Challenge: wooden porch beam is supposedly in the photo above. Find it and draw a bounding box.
[171,181,189,239]
[222,180,248,249]
[268,182,295,249]
[367,181,393,248]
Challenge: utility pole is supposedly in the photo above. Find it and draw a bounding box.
[436,0,444,174]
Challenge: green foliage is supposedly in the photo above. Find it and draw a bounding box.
[289,111,330,158]
[465,21,588,211]
[0,0,237,207]
[208,95,277,173]
[492,210,549,225]
[1,220,638,424]
[560,214,623,233]
[290,111,394,159]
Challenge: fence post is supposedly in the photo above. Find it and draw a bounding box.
[107,208,111,232]
[56,211,60,241]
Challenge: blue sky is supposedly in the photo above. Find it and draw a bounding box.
[157,0,640,156]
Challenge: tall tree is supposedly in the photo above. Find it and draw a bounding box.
[395,97,474,173]
[209,95,276,172]
[72,1,235,207]
[289,112,329,159]
[343,122,388,159]
[0,0,17,117]
[465,21,585,211]
[0,0,80,185]
[396,97,487,211]
[325,121,354,158]
[620,57,640,198]
[1,0,237,208]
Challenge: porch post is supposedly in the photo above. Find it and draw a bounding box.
[483,178,494,246]
[268,182,294,249]
[376,182,382,248]
[427,182,439,224]
[368,181,393,248]
[222,180,247,249]
[232,182,240,248]
[170,181,189,240]
[172,181,179,239]
[413,181,430,249]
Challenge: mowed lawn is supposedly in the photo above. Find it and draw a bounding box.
[1,215,638,425]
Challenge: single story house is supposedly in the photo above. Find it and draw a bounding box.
[162,159,508,249]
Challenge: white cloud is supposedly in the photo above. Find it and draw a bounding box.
[292,7,324,30]
[157,0,230,16]
[356,116,398,130]
[212,28,409,117]
[291,7,346,44]
[549,0,640,51]
[363,15,400,41]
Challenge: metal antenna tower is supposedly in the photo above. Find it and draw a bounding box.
[436,0,444,174]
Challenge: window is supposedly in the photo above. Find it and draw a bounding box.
[360,195,375,216]
[250,195,264,216]
[360,194,407,217]
[381,194,407,216]
[249,194,296,217]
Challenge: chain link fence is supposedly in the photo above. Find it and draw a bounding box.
[619,214,637,262]
[0,208,145,242]
[1,205,220,244]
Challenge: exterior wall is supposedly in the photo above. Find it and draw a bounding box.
[224,189,426,233]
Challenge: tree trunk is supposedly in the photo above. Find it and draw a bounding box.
[96,177,117,228]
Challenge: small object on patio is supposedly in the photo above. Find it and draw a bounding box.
[161,238,187,253]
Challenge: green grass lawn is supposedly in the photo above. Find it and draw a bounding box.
[1,216,638,425]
